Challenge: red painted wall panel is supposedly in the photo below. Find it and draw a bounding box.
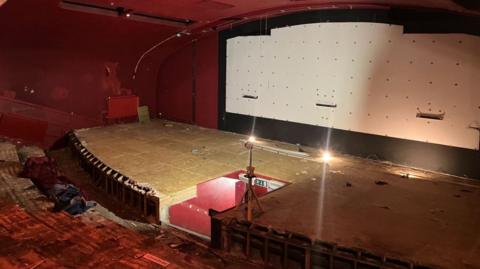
[168,198,211,236]
[169,171,280,237]
[157,45,194,123]
[157,34,219,128]
[0,113,48,145]
[169,176,245,237]
[0,0,171,119]
[196,177,246,211]
[0,97,102,148]
[195,35,219,129]
[106,95,139,119]
[0,1,221,131]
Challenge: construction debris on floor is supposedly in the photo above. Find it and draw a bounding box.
[21,156,95,215]
[0,141,262,269]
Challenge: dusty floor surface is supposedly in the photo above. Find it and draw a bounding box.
[0,142,262,269]
[75,120,480,269]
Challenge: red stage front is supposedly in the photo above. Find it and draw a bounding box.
[168,171,286,237]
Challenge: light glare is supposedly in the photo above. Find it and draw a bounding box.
[248,136,256,143]
[322,151,332,162]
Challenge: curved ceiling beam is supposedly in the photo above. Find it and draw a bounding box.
[131,2,390,80]
[131,1,480,81]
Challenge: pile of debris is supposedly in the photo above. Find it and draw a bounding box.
[20,156,95,215]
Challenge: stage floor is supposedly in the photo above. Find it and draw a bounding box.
[74,120,327,199]
[75,120,480,269]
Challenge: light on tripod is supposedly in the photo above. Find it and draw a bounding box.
[322,151,332,162]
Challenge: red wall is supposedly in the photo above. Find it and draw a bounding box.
[157,34,218,129]
[157,44,194,123]
[0,0,219,129]
[195,35,219,129]
[0,0,174,118]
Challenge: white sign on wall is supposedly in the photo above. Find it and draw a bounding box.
[226,22,480,150]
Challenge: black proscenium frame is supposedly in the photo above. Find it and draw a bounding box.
[218,8,480,179]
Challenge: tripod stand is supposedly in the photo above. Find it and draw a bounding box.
[244,139,264,221]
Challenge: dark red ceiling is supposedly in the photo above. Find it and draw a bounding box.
[1,1,478,52]
[0,0,478,88]
[75,0,480,26]
[2,0,474,53]
[0,0,478,120]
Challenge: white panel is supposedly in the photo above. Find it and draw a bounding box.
[226,22,480,150]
